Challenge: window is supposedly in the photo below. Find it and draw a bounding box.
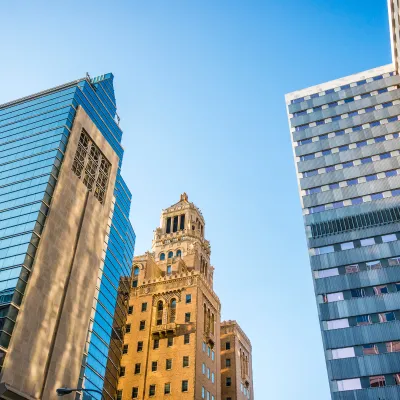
[202,387,205,398]
[332,347,355,359]
[185,312,191,323]
[137,341,143,352]
[168,251,174,259]
[133,266,139,276]
[202,363,206,374]
[164,383,171,395]
[166,359,172,370]
[345,264,359,274]
[123,344,128,354]
[207,346,211,357]
[367,261,382,270]
[120,366,125,377]
[151,361,158,372]
[315,245,334,255]
[225,342,231,350]
[132,280,138,288]
[182,380,188,392]
[203,342,206,352]
[166,217,171,233]
[350,289,365,298]
[374,285,388,295]
[356,315,371,326]
[153,339,159,349]
[167,337,173,347]
[226,377,231,387]
[370,375,386,388]
[126,324,131,333]
[325,292,344,302]
[389,257,400,266]
[184,333,190,344]
[117,390,122,400]
[177,249,182,257]
[128,306,133,315]
[211,372,215,383]
[337,378,362,391]
[207,367,210,379]
[226,358,231,367]
[341,242,354,250]
[160,253,165,261]
[386,341,400,352]
[167,265,172,275]
[212,350,215,361]
[327,318,349,330]
[139,320,146,330]
[361,238,375,247]
[186,294,192,304]
[362,344,379,355]
[183,356,189,367]
[132,387,138,399]
[379,311,396,322]
[394,374,400,385]
[317,268,339,278]
[173,216,178,232]
[134,363,141,374]
[141,302,147,312]
[149,384,156,396]
[382,234,397,243]
[169,299,176,323]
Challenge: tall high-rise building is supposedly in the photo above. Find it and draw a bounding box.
[220,321,253,400]
[0,74,135,400]
[116,194,253,400]
[285,2,400,399]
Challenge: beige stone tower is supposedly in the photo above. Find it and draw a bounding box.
[220,321,253,400]
[117,194,221,400]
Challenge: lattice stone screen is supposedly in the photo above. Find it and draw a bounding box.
[72,129,111,204]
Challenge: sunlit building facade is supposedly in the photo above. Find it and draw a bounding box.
[285,1,400,399]
[0,74,135,400]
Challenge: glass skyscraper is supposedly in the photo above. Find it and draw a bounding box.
[286,3,400,398]
[0,74,134,400]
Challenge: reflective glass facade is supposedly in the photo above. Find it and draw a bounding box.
[0,74,135,400]
[287,66,400,399]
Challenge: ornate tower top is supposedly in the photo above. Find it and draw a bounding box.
[180,192,188,202]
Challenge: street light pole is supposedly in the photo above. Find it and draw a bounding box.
[56,387,105,400]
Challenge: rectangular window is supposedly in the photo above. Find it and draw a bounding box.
[367,261,382,270]
[183,356,189,367]
[212,350,215,361]
[226,377,232,387]
[341,242,354,250]
[370,375,386,388]
[202,363,206,374]
[345,264,359,274]
[139,320,146,330]
[167,337,173,347]
[317,268,339,278]
[211,372,215,383]
[134,363,141,374]
[379,312,396,322]
[382,234,397,243]
[337,378,362,391]
[361,238,375,246]
[185,312,191,322]
[332,347,355,359]
[117,390,122,400]
[120,366,125,377]
[128,305,133,314]
[126,324,131,333]
[315,246,334,255]
[132,387,138,399]
[186,294,192,304]
[173,216,178,232]
[326,292,344,302]
[226,358,231,367]
[202,386,205,398]
[356,315,372,326]
[203,342,206,352]
[207,367,210,379]
[184,333,190,344]
[137,341,143,352]
[167,265,172,275]
[123,344,128,354]
[182,380,188,392]
[166,217,171,233]
[153,339,159,349]
[166,359,172,370]
[362,344,379,355]
[386,341,400,352]
[374,285,388,295]
[151,361,158,372]
[225,342,231,350]
[164,383,171,394]
[141,302,147,312]
[350,289,365,298]
[327,318,349,330]
[207,346,211,357]
[180,214,185,230]
[132,280,138,288]
[149,384,156,396]
[389,257,400,266]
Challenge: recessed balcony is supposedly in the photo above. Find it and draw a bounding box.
[151,323,177,338]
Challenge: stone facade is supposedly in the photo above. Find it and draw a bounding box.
[116,194,253,400]
[220,321,253,400]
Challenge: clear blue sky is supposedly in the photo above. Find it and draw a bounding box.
[0,1,392,398]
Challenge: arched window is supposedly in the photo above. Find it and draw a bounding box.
[156,301,163,325]
[169,299,177,323]
[160,253,165,261]
[176,250,182,258]
[133,266,139,276]
[168,251,173,259]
